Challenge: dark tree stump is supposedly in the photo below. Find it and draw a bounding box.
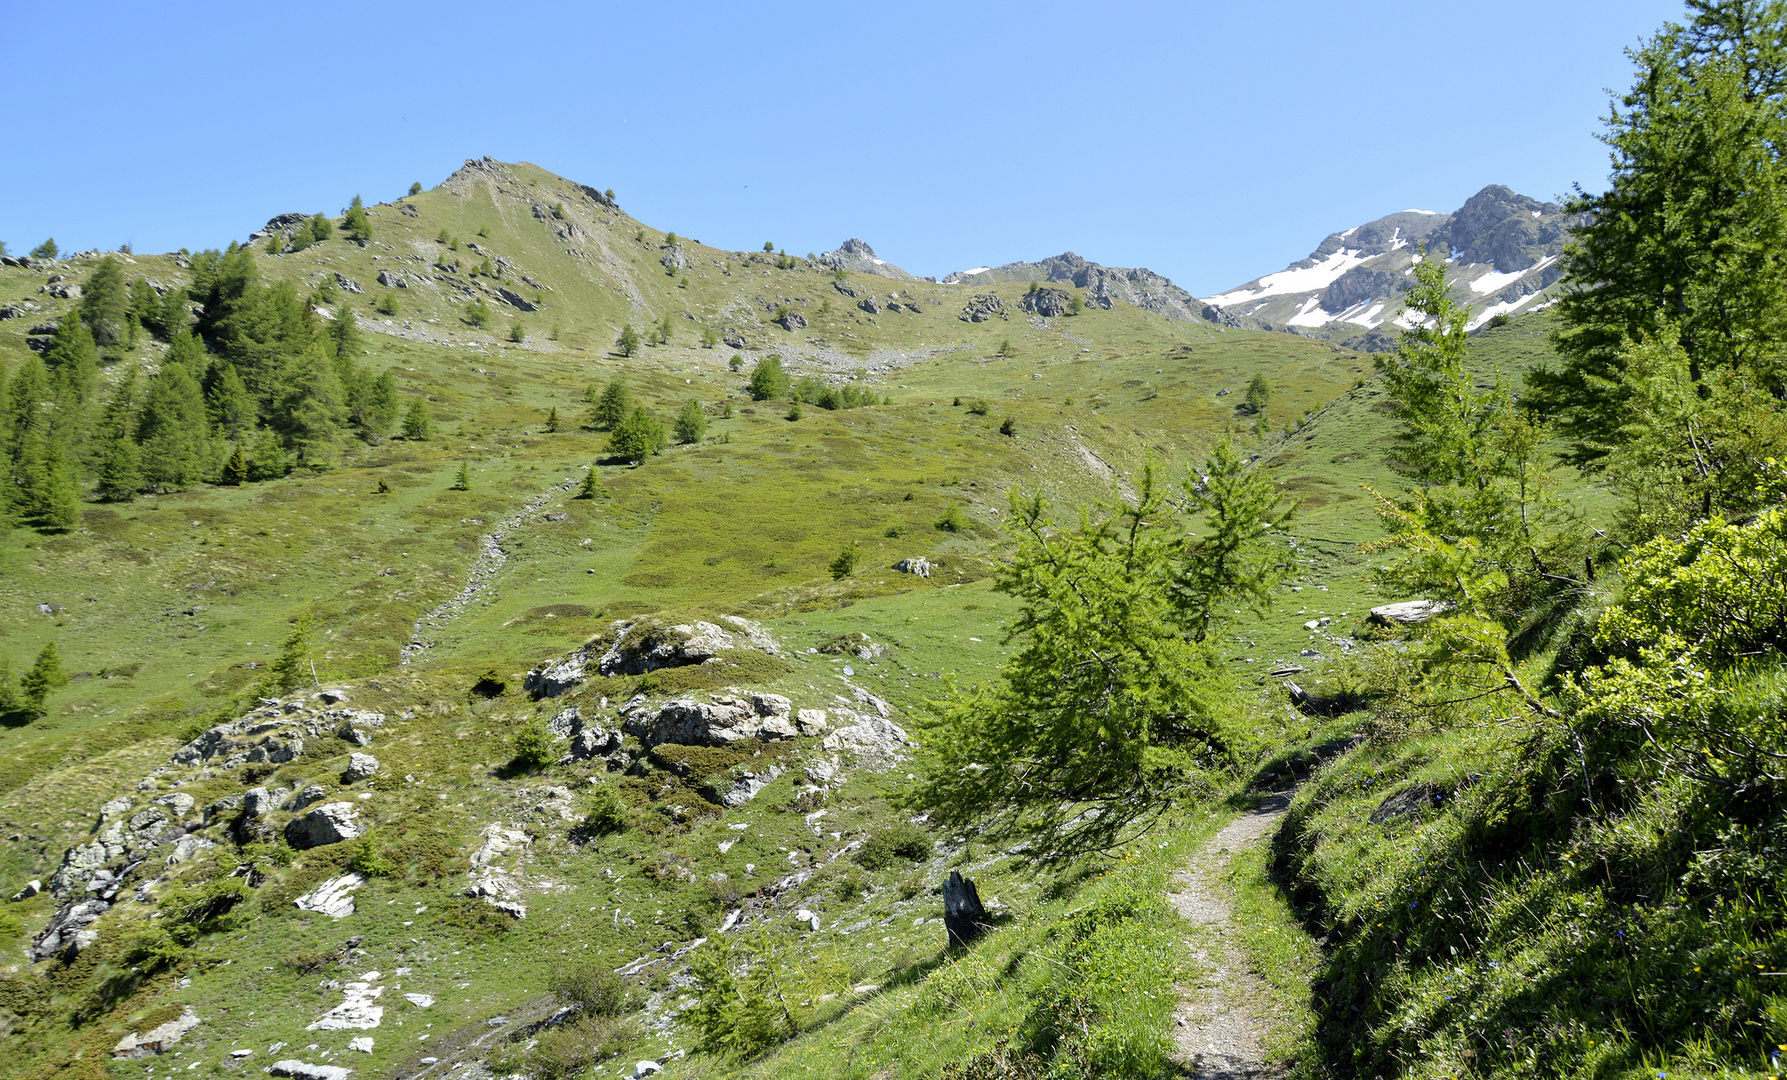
[943,870,989,948]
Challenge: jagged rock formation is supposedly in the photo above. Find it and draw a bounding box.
[946,252,1207,321]
[1202,185,1579,348]
[816,238,919,281]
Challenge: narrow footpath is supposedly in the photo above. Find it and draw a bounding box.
[1167,790,1294,1079]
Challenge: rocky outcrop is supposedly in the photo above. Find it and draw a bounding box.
[1020,287,1073,317]
[1367,599,1454,626]
[622,692,798,747]
[342,753,379,783]
[959,294,1006,323]
[285,803,364,849]
[548,707,621,761]
[857,297,881,316]
[527,616,781,694]
[113,1007,201,1058]
[949,252,1205,321]
[893,556,932,578]
[376,270,408,289]
[495,287,539,312]
[816,238,919,281]
[32,899,109,960]
[294,874,366,918]
[701,764,785,807]
[777,309,807,331]
[269,1062,353,1080]
[334,273,364,294]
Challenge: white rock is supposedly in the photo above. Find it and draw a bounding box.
[112,1006,201,1058]
[347,1037,373,1053]
[402,993,434,1008]
[268,1061,352,1080]
[343,753,380,783]
[633,1061,663,1078]
[307,978,384,1030]
[294,874,368,918]
[795,709,828,735]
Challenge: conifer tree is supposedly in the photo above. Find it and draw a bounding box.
[616,325,640,357]
[747,355,789,401]
[591,380,633,429]
[38,437,81,530]
[545,407,560,432]
[3,355,49,490]
[355,369,398,436]
[575,463,607,499]
[19,642,67,717]
[402,397,432,440]
[204,361,256,439]
[29,238,57,260]
[94,369,142,501]
[79,255,130,346]
[138,359,210,491]
[342,195,373,243]
[674,399,707,444]
[0,658,21,720]
[451,461,471,490]
[274,343,346,468]
[329,308,364,360]
[42,315,99,421]
[608,406,667,462]
[247,427,288,481]
[263,614,313,695]
[221,441,248,486]
[658,313,675,344]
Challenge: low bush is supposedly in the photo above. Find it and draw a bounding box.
[855,821,932,870]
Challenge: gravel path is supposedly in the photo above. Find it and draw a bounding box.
[1167,791,1292,1079]
[399,476,580,665]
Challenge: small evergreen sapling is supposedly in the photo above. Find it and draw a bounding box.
[342,195,373,243]
[451,461,471,490]
[402,397,432,440]
[221,443,248,486]
[575,465,608,499]
[674,399,707,444]
[616,324,640,356]
[19,643,67,718]
[829,541,861,580]
[29,238,57,259]
[545,407,560,432]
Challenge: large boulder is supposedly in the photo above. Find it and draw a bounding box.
[285,803,363,849]
[1020,287,1072,317]
[1367,599,1454,626]
[294,873,367,918]
[624,692,796,747]
[960,294,1006,323]
[343,753,380,783]
[525,616,780,695]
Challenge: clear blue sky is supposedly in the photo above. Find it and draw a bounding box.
[0,0,1683,297]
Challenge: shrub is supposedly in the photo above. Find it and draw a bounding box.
[829,541,861,580]
[854,821,932,870]
[508,321,524,343]
[510,716,555,772]
[581,786,628,835]
[967,399,991,416]
[374,291,400,316]
[348,833,394,877]
[748,355,789,400]
[674,399,707,444]
[608,407,668,462]
[936,505,967,532]
[1000,416,1017,436]
[549,963,630,1015]
[464,300,492,328]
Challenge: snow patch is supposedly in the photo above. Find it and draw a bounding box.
[1205,247,1370,306]
[1467,255,1556,295]
[1466,290,1544,331]
[1286,295,1335,327]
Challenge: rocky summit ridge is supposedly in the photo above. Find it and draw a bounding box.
[1202,184,1577,350]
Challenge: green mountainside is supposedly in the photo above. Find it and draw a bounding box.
[3,29,1786,1072]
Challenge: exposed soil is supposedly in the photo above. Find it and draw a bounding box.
[1167,791,1293,1079]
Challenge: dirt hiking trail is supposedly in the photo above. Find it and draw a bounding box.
[1168,790,1294,1079]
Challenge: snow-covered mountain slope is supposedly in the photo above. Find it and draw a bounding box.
[1203,185,1576,349]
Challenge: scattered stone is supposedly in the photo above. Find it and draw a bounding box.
[1367,599,1454,626]
[154,792,196,818]
[342,753,380,783]
[292,784,328,810]
[820,711,909,760]
[231,1049,254,1058]
[943,871,990,948]
[112,1006,201,1058]
[702,765,785,807]
[893,557,932,578]
[12,879,41,901]
[295,873,368,919]
[403,993,434,1008]
[490,900,527,919]
[334,274,364,294]
[308,973,384,1030]
[268,1061,352,1080]
[1368,783,1445,824]
[960,294,1006,322]
[633,1061,663,1078]
[494,287,539,312]
[375,270,407,289]
[777,309,807,331]
[795,908,821,932]
[856,297,881,316]
[285,803,364,850]
[347,1038,373,1054]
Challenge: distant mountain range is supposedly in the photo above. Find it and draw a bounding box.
[1199,185,1577,350]
[807,185,1575,352]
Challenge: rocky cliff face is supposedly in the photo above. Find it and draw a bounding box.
[944,252,1206,322]
[816,238,920,281]
[1202,185,1579,349]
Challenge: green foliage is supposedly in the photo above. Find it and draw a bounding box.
[580,785,628,834]
[700,325,718,348]
[79,255,130,346]
[729,354,744,372]
[673,399,707,444]
[786,401,802,421]
[935,504,967,532]
[852,821,930,870]
[827,541,861,580]
[544,406,559,432]
[510,715,555,772]
[408,181,423,196]
[220,442,247,486]
[119,926,187,974]
[1174,438,1294,642]
[914,464,1261,855]
[508,320,524,343]
[748,355,789,400]
[29,238,57,259]
[686,933,798,1060]
[608,406,667,462]
[616,324,640,356]
[19,642,67,717]
[138,352,211,491]
[373,290,400,316]
[158,876,253,944]
[996,338,1016,359]
[341,194,372,242]
[575,464,608,500]
[1242,372,1270,415]
[402,397,433,440]
[999,416,1016,436]
[348,833,395,877]
[464,299,492,328]
[966,399,990,416]
[451,461,471,490]
[262,613,313,695]
[791,375,876,410]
